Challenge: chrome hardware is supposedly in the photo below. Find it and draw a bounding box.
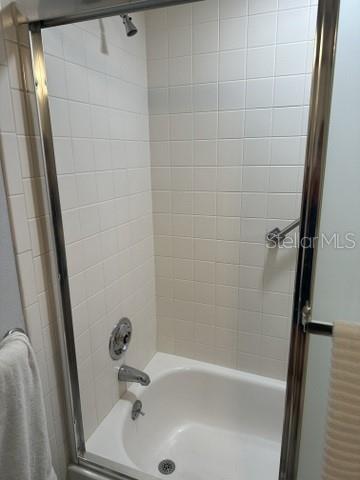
[117,364,150,386]
[3,327,26,340]
[301,301,312,328]
[131,400,145,420]
[300,302,334,335]
[266,218,300,245]
[304,321,333,336]
[109,318,132,360]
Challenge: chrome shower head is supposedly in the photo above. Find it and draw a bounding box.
[120,14,138,37]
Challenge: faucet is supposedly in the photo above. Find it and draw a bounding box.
[117,364,151,386]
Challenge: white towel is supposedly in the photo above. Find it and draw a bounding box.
[322,323,360,480]
[0,332,57,480]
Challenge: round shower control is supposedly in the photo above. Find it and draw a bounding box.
[109,317,132,360]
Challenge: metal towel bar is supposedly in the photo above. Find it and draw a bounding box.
[304,321,333,336]
[3,327,26,340]
[266,218,300,245]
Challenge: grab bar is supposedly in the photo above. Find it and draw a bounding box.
[266,218,300,245]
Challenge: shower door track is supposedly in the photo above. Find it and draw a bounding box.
[27,0,341,479]
[24,0,203,29]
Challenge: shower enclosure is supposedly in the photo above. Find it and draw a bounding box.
[22,0,351,478]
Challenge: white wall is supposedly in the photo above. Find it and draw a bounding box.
[0,161,25,338]
[147,0,317,379]
[0,2,68,477]
[43,13,157,439]
[298,0,360,478]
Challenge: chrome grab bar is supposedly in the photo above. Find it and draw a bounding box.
[266,218,300,245]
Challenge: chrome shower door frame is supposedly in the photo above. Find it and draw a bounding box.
[29,23,143,480]
[28,0,341,478]
[29,24,85,461]
[279,0,340,478]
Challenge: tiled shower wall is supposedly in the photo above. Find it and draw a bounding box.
[0,3,68,477]
[0,5,318,478]
[147,0,317,379]
[43,14,157,439]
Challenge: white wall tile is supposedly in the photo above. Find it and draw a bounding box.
[242,166,269,192]
[268,166,299,192]
[220,18,247,51]
[192,21,219,54]
[249,0,278,14]
[244,138,270,165]
[220,0,248,19]
[193,83,218,112]
[1,133,23,194]
[218,139,243,165]
[245,109,272,138]
[0,65,15,132]
[169,86,192,113]
[169,56,192,86]
[193,53,218,84]
[49,98,71,137]
[248,13,277,47]
[194,140,217,166]
[246,78,274,108]
[45,55,67,99]
[219,81,245,110]
[169,26,191,57]
[274,75,306,107]
[218,111,245,139]
[277,8,310,44]
[148,88,169,114]
[170,114,193,140]
[275,43,308,76]
[278,0,310,9]
[219,50,246,81]
[8,194,31,253]
[146,27,168,59]
[192,0,219,24]
[148,59,169,88]
[168,4,191,27]
[272,107,303,136]
[246,46,275,79]
[194,112,218,139]
[271,137,301,165]
[217,192,241,217]
[66,63,88,102]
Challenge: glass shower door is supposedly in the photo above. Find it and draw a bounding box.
[296,0,360,478]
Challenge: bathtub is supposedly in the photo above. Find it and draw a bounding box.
[86,353,285,480]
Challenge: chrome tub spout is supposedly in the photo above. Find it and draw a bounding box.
[118,364,150,386]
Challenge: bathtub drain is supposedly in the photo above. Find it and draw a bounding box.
[158,459,176,475]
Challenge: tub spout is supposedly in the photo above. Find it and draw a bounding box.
[118,364,151,386]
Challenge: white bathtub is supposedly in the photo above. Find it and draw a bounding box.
[87,353,285,480]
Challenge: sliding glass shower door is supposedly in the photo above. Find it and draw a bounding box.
[29,1,324,479]
[295,1,360,478]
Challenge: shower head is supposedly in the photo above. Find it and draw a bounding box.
[120,14,138,37]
